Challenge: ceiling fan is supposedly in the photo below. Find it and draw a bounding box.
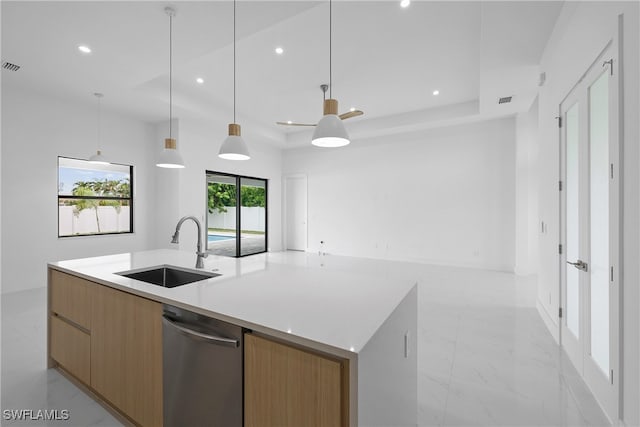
[276,84,364,127]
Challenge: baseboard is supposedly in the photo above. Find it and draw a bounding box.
[536,298,559,344]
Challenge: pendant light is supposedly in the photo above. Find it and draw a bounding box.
[157,6,185,169]
[88,93,109,164]
[312,0,350,148]
[218,0,250,160]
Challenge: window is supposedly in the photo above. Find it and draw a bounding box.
[58,157,133,237]
[206,171,267,257]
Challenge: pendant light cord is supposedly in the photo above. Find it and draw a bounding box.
[233,0,237,124]
[169,12,173,139]
[329,0,332,99]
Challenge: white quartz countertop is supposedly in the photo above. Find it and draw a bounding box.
[49,249,417,356]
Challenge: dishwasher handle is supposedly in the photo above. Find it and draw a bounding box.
[162,316,239,348]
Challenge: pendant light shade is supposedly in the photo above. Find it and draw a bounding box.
[157,7,185,169]
[157,138,185,168]
[219,0,250,160]
[311,0,350,148]
[89,150,109,164]
[312,99,349,147]
[89,93,110,164]
[219,124,250,160]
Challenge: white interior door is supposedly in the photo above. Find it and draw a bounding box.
[285,175,307,251]
[559,42,619,423]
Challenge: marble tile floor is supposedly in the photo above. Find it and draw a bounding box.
[1,265,610,426]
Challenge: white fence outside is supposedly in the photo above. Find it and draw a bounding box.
[207,207,265,232]
[59,205,131,236]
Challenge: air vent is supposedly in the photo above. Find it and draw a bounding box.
[2,61,21,72]
[498,96,512,104]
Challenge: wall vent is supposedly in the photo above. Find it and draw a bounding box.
[498,96,512,104]
[2,61,21,72]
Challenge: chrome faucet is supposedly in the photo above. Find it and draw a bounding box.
[171,216,208,269]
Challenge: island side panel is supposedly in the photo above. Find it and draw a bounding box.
[357,284,418,426]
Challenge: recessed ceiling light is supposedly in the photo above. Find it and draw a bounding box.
[78,45,92,54]
[196,77,204,84]
[275,47,284,55]
[433,90,440,96]
[349,107,356,112]
[400,0,411,8]
[287,120,293,125]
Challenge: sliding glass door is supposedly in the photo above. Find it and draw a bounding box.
[206,171,267,257]
[240,177,267,256]
[206,173,238,257]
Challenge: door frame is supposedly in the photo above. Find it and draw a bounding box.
[558,38,621,423]
[283,174,308,252]
[205,170,269,257]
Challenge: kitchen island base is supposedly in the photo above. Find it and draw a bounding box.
[48,250,419,426]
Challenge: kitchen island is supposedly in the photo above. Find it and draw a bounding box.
[47,249,417,426]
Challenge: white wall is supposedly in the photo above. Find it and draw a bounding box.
[0,85,284,293]
[155,116,283,255]
[536,2,639,425]
[515,98,540,276]
[1,85,157,294]
[283,117,516,272]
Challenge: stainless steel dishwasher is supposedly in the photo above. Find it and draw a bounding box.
[162,304,243,427]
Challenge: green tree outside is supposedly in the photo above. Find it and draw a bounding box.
[207,183,265,214]
[208,183,236,214]
[241,186,266,208]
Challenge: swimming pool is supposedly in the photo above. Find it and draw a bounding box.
[208,234,235,242]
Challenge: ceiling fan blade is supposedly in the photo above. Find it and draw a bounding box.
[276,121,317,127]
[339,110,364,120]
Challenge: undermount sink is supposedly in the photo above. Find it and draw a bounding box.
[116,265,221,288]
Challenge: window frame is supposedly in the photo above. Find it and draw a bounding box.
[57,156,134,238]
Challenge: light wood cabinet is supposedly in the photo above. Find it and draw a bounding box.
[49,269,92,383]
[50,315,91,384]
[50,269,91,329]
[245,333,349,427]
[48,268,163,427]
[91,284,163,427]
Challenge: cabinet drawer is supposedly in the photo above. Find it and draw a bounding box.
[50,269,91,329]
[51,315,91,385]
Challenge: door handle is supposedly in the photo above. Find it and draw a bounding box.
[567,259,589,272]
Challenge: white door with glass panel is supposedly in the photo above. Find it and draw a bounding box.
[559,42,619,423]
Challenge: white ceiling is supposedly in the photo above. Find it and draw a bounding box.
[1,1,563,149]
